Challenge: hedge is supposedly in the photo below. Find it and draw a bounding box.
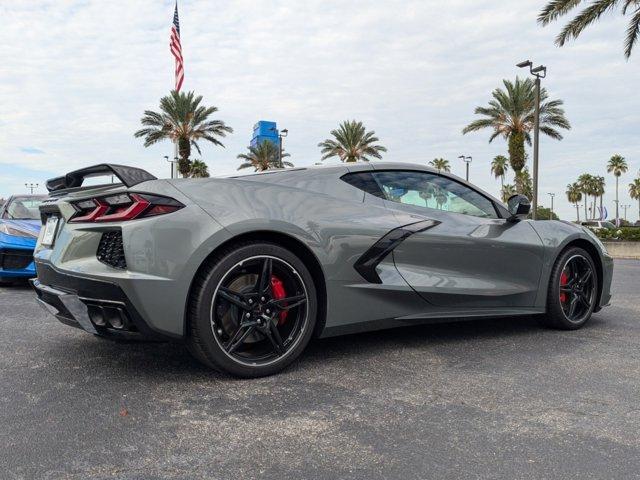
[595,227,640,242]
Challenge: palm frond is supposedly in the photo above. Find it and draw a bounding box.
[190,140,202,156]
[237,162,255,171]
[539,126,564,140]
[539,0,585,25]
[555,0,620,47]
[625,7,640,58]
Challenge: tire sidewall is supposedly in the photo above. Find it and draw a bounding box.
[191,242,317,377]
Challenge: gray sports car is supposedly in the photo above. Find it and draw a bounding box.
[31,163,613,377]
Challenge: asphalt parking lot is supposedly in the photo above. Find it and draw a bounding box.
[1,260,639,479]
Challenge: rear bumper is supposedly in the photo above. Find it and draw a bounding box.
[31,262,179,341]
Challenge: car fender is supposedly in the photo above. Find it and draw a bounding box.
[528,220,609,308]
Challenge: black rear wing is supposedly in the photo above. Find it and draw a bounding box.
[46,164,157,193]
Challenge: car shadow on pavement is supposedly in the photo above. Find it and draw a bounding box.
[39,312,606,382]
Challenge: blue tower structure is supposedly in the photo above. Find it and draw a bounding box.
[250,120,280,149]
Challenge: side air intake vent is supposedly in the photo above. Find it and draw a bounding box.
[97,231,126,269]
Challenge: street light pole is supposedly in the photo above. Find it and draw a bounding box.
[270,127,289,169]
[458,155,472,181]
[164,156,171,179]
[547,192,555,219]
[25,183,38,194]
[517,60,547,220]
[164,155,178,179]
[279,128,288,169]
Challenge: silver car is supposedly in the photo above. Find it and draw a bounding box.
[31,163,613,377]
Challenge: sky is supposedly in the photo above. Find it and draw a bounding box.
[1,0,638,221]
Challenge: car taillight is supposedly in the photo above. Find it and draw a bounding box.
[70,193,184,223]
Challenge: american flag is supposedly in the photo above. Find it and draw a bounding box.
[170,2,184,91]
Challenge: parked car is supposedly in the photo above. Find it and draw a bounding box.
[0,195,46,284]
[581,220,616,231]
[31,163,613,377]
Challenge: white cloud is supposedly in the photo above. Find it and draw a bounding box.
[0,0,638,220]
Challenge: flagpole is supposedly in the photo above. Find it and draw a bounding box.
[170,0,184,178]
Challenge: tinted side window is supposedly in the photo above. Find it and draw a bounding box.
[341,172,385,198]
[371,170,498,219]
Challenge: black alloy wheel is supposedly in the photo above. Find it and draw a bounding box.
[541,246,598,330]
[188,242,317,377]
[211,255,308,365]
[558,254,596,323]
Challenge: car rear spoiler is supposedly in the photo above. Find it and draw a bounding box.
[46,164,157,193]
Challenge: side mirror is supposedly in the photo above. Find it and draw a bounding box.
[507,194,531,222]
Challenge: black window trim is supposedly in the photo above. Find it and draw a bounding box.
[341,169,506,219]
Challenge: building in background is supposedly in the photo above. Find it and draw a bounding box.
[251,120,280,148]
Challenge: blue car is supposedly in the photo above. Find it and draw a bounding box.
[0,195,46,284]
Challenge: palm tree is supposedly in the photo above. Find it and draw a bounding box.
[595,175,606,220]
[134,90,233,176]
[566,182,583,221]
[237,140,293,172]
[515,167,533,199]
[538,0,640,58]
[501,184,517,203]
[435,188,448,209]
[419,184,436,207]
[318,120,387,162]
[491,155,509,190]
[462,77,570,193]
[578,173,594,220]
[630,178,640,220]
[584,175,600,219]
[429,158,451,172]
[189,160,210,178]
[607,154,628,222]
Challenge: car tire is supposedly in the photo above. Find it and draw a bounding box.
[187,241,318,378]
[540,247,599,330]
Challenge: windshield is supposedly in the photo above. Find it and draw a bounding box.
[601,221,616,229]
[3,196,45,220]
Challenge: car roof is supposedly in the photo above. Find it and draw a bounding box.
[226,161,507,211]
[228,161,441,178]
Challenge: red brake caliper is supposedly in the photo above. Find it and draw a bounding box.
[270,275,288,325]
[559,271,569,303]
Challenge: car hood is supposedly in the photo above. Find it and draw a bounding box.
[1,219,42,235]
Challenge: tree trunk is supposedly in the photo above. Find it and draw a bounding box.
[615,176,619,222]
[576,204,580,222]
[599,195,603,221]
[584,201,587,222]
[177,137,191,176]
[508,132,526,173]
